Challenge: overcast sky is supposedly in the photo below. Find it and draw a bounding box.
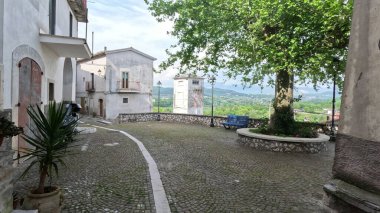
[78,0,335,95]
[79,0,174,84]
[77,0,268,93]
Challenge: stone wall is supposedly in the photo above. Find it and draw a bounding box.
[118,113,267,128]
[117,113,328,133]
[237,133,328,153]
[0,110,14,213]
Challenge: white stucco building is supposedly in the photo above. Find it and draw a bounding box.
[76,47,156,119]
[0,0,91,211]
[0,0,91,149]
[173,74,204,115]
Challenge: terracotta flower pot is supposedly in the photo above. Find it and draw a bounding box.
[22,186,63,213]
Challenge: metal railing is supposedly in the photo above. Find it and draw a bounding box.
[116,81,141,93]
[85,81,95,92]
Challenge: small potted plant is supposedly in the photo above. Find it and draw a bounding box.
[18,102,79,213]
[0,116,23,146]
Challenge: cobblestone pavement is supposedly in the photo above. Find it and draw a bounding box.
[14,119,335,212]
[14,127,155,213]
[114,121,335,213]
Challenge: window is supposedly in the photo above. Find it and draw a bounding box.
[49,83,54,101]
[69,13,73,37]
[192,80,199,85]
[122,72,129,88]
[123,98,128,103]
[49,0,56,35]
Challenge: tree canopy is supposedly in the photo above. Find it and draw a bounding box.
[145,0,353,89]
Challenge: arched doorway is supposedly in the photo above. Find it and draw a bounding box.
[18,58,42,151]
[62,58,73,102]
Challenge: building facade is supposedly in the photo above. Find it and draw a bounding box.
[76,47,156,119]
[0,0,90,212]
[173,74,204,115]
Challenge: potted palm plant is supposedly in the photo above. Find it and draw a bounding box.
[0,116,23,146]
[19,102,79,213]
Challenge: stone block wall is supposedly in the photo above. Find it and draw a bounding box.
[0,110,14,213]
[117,113,328,133]
[118,113,267,128]
[237,134,328,153]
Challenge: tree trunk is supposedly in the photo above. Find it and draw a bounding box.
[36,166,48,194]
[269,69,295,134]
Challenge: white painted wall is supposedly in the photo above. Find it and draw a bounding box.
[55,0,79,37]
[105,93,152,119]
[1,0,85,149]
[76,49,155,119]
[106,50,154,119]
[188,78,204,115]
[107,50,153,94]
[77,57,107,92]
[2,0,82,107]
[76,63,107,116]
[173,77,204,115]
[0,64,3,111]
[173,79,189,114]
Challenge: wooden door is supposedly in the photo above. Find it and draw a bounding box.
[99,99,103,117]
[18,58,42,151]
[80,97,85,113]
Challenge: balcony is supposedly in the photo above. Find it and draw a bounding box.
[40,34,91,58]
[67,0,87,22]
[86,81,95,92]
[116,81,141,93]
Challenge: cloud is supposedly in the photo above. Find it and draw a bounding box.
[79,0,178,87]
[78,0,334,95]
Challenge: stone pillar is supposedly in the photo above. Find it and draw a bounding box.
[0,110,14,213]
[324,0,380,212]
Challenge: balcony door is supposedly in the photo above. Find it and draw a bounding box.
[99,99,104,117]
[122,72,129,89]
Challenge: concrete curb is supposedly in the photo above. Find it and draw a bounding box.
[237,128,330,143]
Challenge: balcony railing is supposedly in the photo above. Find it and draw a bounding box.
[86,81,95,92]
[116,81,141,93]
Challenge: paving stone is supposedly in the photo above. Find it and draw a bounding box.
[115,121,335,213]
[14,119,335,212]
[14,127,154,212]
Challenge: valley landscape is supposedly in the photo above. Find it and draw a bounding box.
[153,86,341,123]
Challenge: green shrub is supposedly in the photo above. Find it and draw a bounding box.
[250,121,318,138]
[0,117,23,138]
[269,105,295,135]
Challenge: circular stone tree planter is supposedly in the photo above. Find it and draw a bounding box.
[237,128,330,153]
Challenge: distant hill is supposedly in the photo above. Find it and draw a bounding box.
[152,86,272,99]
[152,86,173,98]
[152,86,336,101]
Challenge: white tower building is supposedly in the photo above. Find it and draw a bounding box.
[173,74,204,115]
